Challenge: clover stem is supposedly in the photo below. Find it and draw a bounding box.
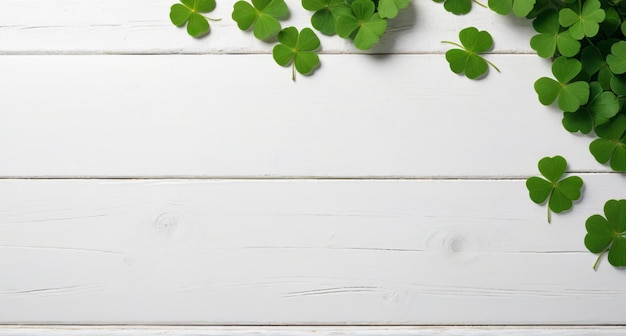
[291,63,296,82]
[472,0,488,8]
[592,248,607,270]
[547,206,551,223]
[485,59,501,73]
[441,41,465,49]
[207,17,222,22]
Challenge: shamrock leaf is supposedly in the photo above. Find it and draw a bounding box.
[534,56,590,112]
[562,108,593,134]
[302,0,351,35]
[336,0,387,50]
[559,0,606,40]
[607,41,626,74]
[585,199,626,270]
[432,0,479,15]
[273,27,321,81]
[530,10,580,58]
[232,0,289,40]
[488,0,536,17]
[526,156,583,223]
[378,0,411,19]
[170,0,219,37]
[589,114,626,171]
[586,82,620,127]
[442,27,500,79]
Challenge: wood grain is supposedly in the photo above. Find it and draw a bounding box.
[1,177,624,324]
[0,0,535,54]
[0,54,611,178]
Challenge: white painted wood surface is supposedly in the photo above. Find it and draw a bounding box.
[0,0,624,330]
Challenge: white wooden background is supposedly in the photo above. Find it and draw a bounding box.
[1,0,625,334]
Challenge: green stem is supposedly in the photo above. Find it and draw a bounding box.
[472,0,488,8]
[291,62,296,82]
[206,17,222,22]
[485,58,501,73]
[547,205,551,223]
[592,248,608,270]
[441,41,465,49]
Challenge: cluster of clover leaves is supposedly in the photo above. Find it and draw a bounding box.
[169,0,625,270]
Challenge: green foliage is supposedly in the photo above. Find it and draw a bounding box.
[534,57,589,112]
[378,0,411,18]
[585,199,626,270]
[442,27,500,79]
[590,114,626,171]
[530,10,580,57]
[433,0,483,15]
[273,27,321,80]
[336,0,388,50]
[170,0,219,37]
[526,156,583,223]
[232,0,289,40]
[302,0,351,35]
[558,0,605,40]
[488,0,535,17]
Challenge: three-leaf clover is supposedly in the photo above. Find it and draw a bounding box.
[534,56,590,112]
[559,0,606,40]
[589,114,626,171]
[232,0,289,40]
[442,27,500,79]
[526,156,583,223]
[170,0,219,37]
[302,0,351,35]
[336,0,388,50]
[585,199,626,270]
[378,0,411,19]
[273,27,321,80]
[607,41,626,74]
[530,9,580,58]
[488,0,536,17]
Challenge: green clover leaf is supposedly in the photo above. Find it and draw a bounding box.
[232,0,289,40]
[607,41,626,74]
[562,108,593,134]
[559,0,606,40]
[273,27,321,81]
[336,0,387,50]
[585,199,626,270]
[534,56,590,112]
[378,0,411,19]
[170,0,219,37]
[442,27,500,79]
[526,155,583,223]
[302,0,351,35]
[586,82,620,127]
[433,0,484,15]
[488,0,535,17]
[530,9,580,58]
[589,114,626,171]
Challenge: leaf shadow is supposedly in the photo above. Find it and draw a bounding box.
[367,2,419,57]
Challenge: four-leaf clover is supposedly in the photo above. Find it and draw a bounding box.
[585,199,626,270]
[526,156,583,223]
[273,27,321,80]
[232,0,289,40]
[170,0,219,37]
[442,27,500,79]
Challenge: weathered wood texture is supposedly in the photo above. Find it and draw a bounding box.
[0,0,624,329]
[0,0,534,54]
[1,177,625,324]
[1,326,626,336]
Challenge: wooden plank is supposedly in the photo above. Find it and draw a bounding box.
[1,326,626,336]
[0,0,536,54]
[0,176,624,324]
[0,54,607,177]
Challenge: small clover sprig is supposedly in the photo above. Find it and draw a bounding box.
[273,27,321,80]
[526,156,583,223]
[232,0,289,40]
[442,27,500,79]
[585,199,626,270]
[170,0,221,37]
